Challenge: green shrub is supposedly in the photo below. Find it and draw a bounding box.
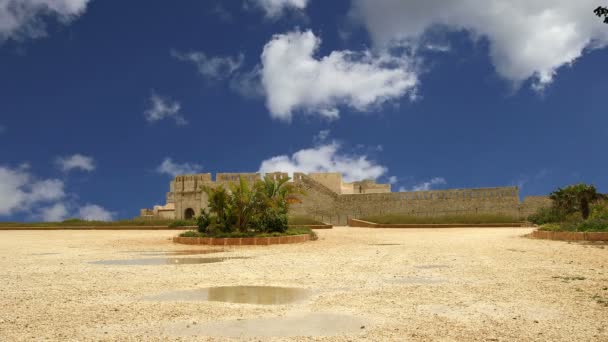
[528,207,568,225]
[178,226,315,238]
[168,220,194,228]
[590,201,608,220]
[179,230,200,237]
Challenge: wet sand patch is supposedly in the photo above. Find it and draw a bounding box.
[144,286,309,305]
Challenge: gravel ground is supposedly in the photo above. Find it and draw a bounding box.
[0,227,606,341]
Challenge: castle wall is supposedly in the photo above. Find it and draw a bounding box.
[143,172,552,224]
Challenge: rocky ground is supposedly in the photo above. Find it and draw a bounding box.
[0,227,606,341]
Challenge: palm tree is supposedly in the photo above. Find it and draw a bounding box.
[550,184,602,220]
[202,184,231,227]
[256,174,302,214]
[229,177,258,232]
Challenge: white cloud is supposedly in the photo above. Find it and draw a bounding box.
[388,176,398,184]
[144,92,187,125]
[350,0,608,90]
[39,202,69,221]
[260,30,418,121]
[411,177,447,191]
[249,0,309,18]
[156,158,203,177]
[172,50,244,80]
[78,204,114,221]
[259,141,387,182]
[56,154,95,172]
[0,165,65,216]
[0,0,90,42]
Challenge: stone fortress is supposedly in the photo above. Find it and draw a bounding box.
[141,172,551,225]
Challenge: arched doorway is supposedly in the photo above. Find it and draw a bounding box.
[184,208,195,220]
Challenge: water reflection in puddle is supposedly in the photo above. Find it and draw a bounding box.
[144,286,309,305]
[89,257,247,265]
[158,313,368,337]
[28,253,60,256]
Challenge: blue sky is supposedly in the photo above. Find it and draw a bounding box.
[1,0,607,221]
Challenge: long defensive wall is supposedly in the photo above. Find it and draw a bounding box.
[141,172,551,225]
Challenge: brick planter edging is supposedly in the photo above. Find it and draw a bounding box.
[529,230,608,241]
[173,234,311,246]
[347,218,527,228]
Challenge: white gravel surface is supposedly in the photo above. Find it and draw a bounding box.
[0,227,606,341]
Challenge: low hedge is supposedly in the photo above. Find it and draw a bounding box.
[179,227,318,240]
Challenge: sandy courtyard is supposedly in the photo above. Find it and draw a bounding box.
[0,227,606,341]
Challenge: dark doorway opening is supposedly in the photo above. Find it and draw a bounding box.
[184,208,195,220]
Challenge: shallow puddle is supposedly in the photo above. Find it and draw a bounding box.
[89,257,247,265]
[28,252,60,256]
[138,313,368,338]
[369,243,402,246]
[144,286,309,305]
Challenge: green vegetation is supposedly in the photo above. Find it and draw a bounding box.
[184,175,315,239]
[529,183,608,232]
[359,214,520,224]
[180,226,317,239]
[0,218,194,228]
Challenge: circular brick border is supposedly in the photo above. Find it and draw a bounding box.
[173,234,311,246]
[529,230,608,241]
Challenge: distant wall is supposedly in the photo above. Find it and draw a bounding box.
[144,172,552,223]
[520,196,553,218]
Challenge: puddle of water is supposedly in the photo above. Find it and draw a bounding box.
[140,250,225,256]
[89,257,247,265]
[387,276,447,284]
[28,253,60,256]
[144,286,309,305]
[414,264,450,269]
[159,313,368,338]
[369,243,401,246]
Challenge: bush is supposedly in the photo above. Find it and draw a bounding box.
[590,201,608,220]
[192,175,301,237]
[528,207,568,225]
[168,220,194,228]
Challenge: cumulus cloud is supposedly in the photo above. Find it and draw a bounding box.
[349,0,608,90]
[249,0,309,18]
[56,154,95,172]
[144,92,187,125]
[171,50,244,80]
[156,158,203,177]
[0,0,90,42]
[259,141,387,182]
[78,204,114,221]
[411,177,447,191]
[39,202,69,221]
[260,30,418,120]
[0,165,65,216]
